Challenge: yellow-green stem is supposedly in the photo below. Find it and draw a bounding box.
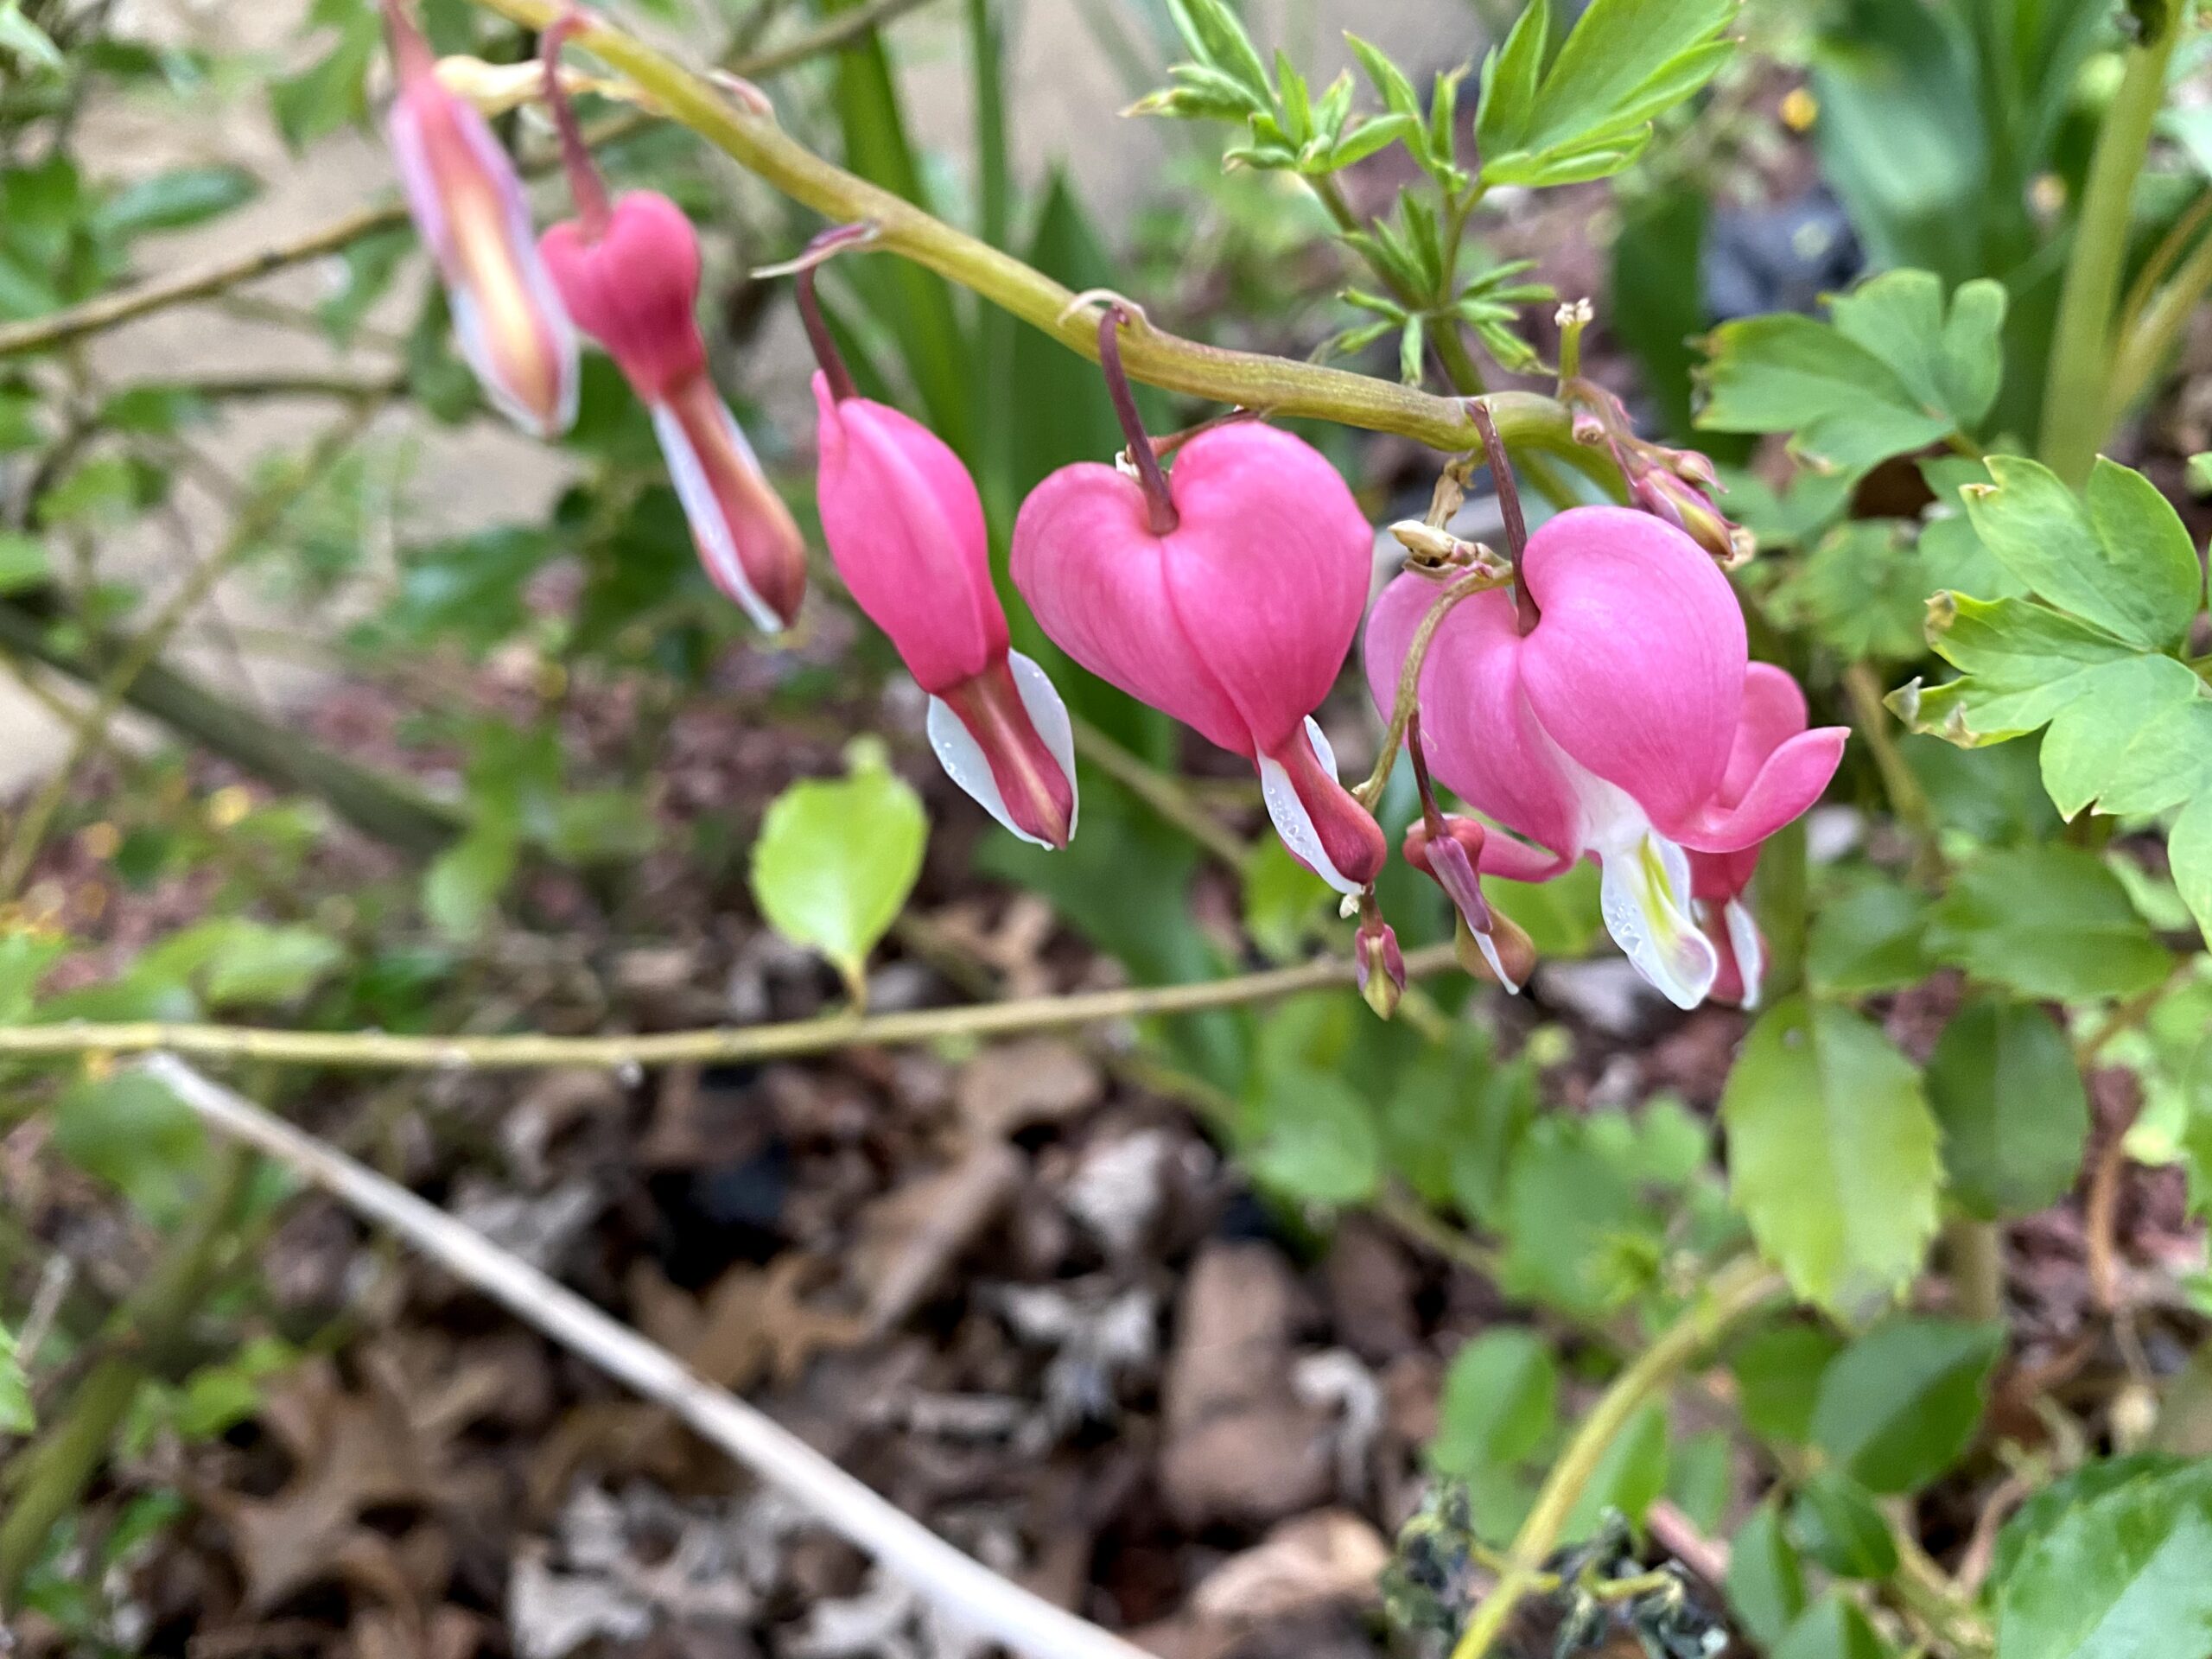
[464,0,1612,472]
[0,943,1459,1071]
[2039,15,2181,484]
[1449,1257,1786,1659]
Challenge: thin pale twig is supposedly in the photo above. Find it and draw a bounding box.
[142,1056,1154,1659]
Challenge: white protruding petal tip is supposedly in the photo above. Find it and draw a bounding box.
[1257,719,1359,896]
[1007,650,1079,843]
[652,400,783,634]
[1472,925,1522,995]
[1599,831,1717,1011]
[1726,897,1764,1011]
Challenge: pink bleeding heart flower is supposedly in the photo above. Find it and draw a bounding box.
[812,370,1077,849]
[1365,504,1847,1008]
[381,0,577,438]
[1688,663,1819,1009]
[536,27,804,632]
[1010,358,1385,894]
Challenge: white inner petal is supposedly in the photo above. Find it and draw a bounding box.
[652,400,783,634]
[1257,718,1360,896]
[925,653,1077,850]
[1531,722,1716,1009]
[1008,650,1080,841]
[1726,897,1765,1012]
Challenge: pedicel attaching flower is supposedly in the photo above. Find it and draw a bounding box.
[536,13,805,632]
[788,226,1077,849]
[1011,305,1387,894]
[381,0,578,437]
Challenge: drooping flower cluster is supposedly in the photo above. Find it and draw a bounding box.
[1366,507,1847,1009]
[379,1,1843,1013]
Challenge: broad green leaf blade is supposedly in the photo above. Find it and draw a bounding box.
[1998,1463,2212,1659]
[1773,1595,1893,1659]
[1926,848,2171,1002]
[53,1070,213,1226]
[1808,1315,2003,1494]
[1247,1064,1382,1205]
[1962,456,2204,652]
[1696,314,1951,476]
[1789,1471,1899,1580]
[1806,877,1930,994]
[1516,0,1736,156]
[1927,996,2090,1218]
[1431,1329,1557,1477]
[1992,1455,2188,1592]
[1727,1322,1841,1444]
[2171,791,2212,946]
[749,748,928,997]
[1727,1501,1808,1649]
[1721,997,1941,1318]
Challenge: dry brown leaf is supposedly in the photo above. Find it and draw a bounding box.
[851,1142,1024,1335]
[954,1040,1103,1138]
[1188,1510,1389,1625]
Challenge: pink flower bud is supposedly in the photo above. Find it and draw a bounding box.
[1356,908,1406,1020]
[1366,507,1847,1010]
[813,372,1077,849]
[1012,423,1386,894]
[382,2,576,438]
[1403,817,1529,994]
[1632,468,1754,569]
[540,194,806,632]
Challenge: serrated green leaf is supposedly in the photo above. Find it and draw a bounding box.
[750,748,927,1000]
[1997,1462,2212,1659]
[1927,996,2090,1219]
[1516,0,1735,157]
[1698,271,2000,476]
[1927,847,2171,1002]
[1770,520,1930,660]
[1721,997,1940,1318]
[1962,456,2204,652]
[1991,1455,2188,1591]
[1809,1316,2003,1494]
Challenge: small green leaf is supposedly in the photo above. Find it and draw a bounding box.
[1997,1462,2212,1659]
[1727,1501,1808,1648]
[1164,0,1272,105]
[1962,456,2204,652]
[1249,1065,1382,1206]
[1431,1330,1557,1477]
[53,1070,212,1225]
[1721,997,1941,1318]
[1790,1471,1899,1580]
[0,1320,33,1435]
[424,819,519,943]
[199,921,345,1009]
[1927,847,2171,1002]
[750,746,927,1001]
[1991,1455,2188,1591]
[1773,1595,1894,1659]
[1809,1316,2003,1493]
[1927,997,2091,1219]
[1562,1401,1669,1540]
[1806,877,1929,994]
[94,166,259,238]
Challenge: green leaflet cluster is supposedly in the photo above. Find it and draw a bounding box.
[1891,453,2212,939]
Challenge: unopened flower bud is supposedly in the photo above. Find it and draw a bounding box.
[1453,908,1536,993]
[1633,469,1754,569]
[1356,906,1406,1020]
[382,0,578,437]
[1571,410,1608,447]
[1406,817,1530,994]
